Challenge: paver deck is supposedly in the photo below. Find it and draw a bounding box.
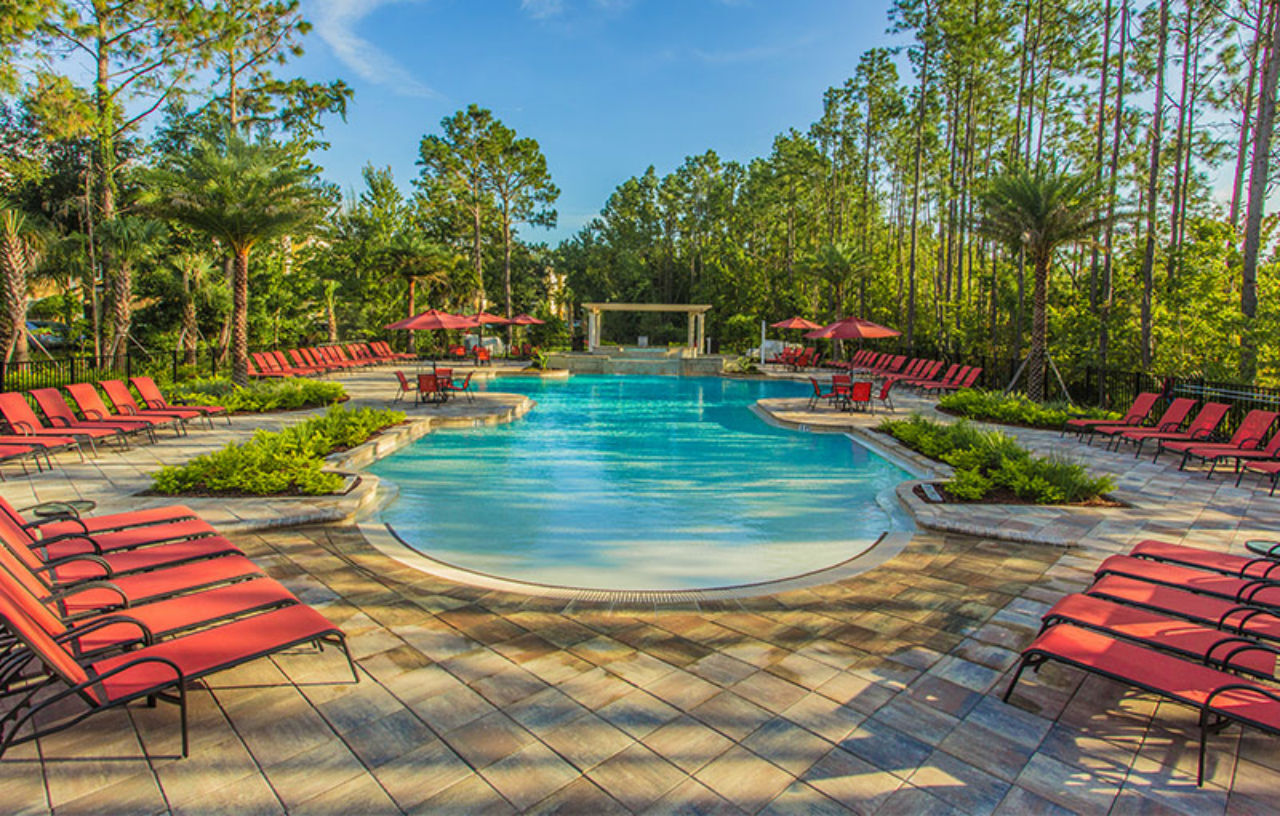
[2,365,1279,813]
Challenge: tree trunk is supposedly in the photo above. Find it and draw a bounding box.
[907,14,933,346]
[1028,250,1049,401]
[0,220,31,364]
[407,276,416,356]
[231,248,250,386]
[1167,0,1194,288]
[1241,0,1280,381]
[502,198,513,349]
[181,266,197,366]
[1231,0,1269,230]
[1137,0,1169,369]
[109,262,130,368]
[1101,0,1129,404]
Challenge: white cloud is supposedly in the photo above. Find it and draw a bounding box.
[521,0,566,18]
[311,0,442,99]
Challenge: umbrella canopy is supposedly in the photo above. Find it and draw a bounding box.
[509,313,545,325]
[805,316,901,340]
[466,311,511,326]
[385,308,476,331]
[770,316,823,330]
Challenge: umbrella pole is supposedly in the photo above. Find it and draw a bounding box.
[760,321,766,366]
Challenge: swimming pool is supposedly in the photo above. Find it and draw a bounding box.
[367,375,912,590]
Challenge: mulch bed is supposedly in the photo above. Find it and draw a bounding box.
[912,483,1125,508]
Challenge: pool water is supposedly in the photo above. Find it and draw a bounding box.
[368,375,912,590]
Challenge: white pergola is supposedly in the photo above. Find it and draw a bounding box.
[582,303,713,354]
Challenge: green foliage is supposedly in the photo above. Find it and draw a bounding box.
[938,389,1116,429]
[879,414,1114,504]
[151,404,404,496]
[168,377,345,413]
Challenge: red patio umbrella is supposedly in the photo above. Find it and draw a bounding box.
[509,313,545,325]
[805,316,901,340]
[384,308,477,331]
[769,316,823,330]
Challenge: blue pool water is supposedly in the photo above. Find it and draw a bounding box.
[368,375,912,590]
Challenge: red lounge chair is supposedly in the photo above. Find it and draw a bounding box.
[99,380,207,431]
[1041,593,1280,679]
[0,531,265,619]
[1064,392,1160,440]
[1003,622,1280,785]
[285,350,327,374]
[0,392,123,455]
[372,340,413,360]
[887,360,940,386]
[1093,555,1280,607]
[130,377,229,426]
[1087,574,1280,640]
[1093,397,1197,451]
[1115,402,1230,461]
[30,389,146,447]
[0,561,301,658]
[0,443,45,477]
[903,363,958,390]
[0,434,81,462]
[1162,409,1279,471]
[0,580,353,760]
[914,365,968,392]
[0,503,218,562]
[1240,459,1280,495]
[926,366,982,394]
[66,383,182,439]
[1,498,198,537]
[1129,540,1280,581]
[247,356,288,379]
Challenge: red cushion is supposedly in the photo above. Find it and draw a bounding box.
[59,555,264,614]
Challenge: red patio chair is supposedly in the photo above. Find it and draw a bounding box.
[248,354,290,378]
[130,377,229,426]
[475,347,492,366]
[1087,574,1280,639]
[417,374,446,405]
[902,363,958,390]
[872,379,896,413]
[1064,392,1160,440]
[0,498,199,538]
[1240,459,1280,495]
[845,380,872,411]
[1093,555,1280,608]
[926,366,982,394]
[1163,409,1279,471]
[1092,398,1197,451]
[442,372,474,403]
[807,378,839,410]
[1129,540,1280,581]
[393,371,416,402]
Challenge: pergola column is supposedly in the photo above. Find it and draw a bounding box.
[696,313,705,355]
[687,313,696,350]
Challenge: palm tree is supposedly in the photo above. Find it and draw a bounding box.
[144,135,327,385]
[99,216,166,366]
[373,232,455,354]
[975,167,1113,402]
[0,205,44,364]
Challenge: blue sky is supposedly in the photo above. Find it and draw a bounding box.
[299,0,902,244]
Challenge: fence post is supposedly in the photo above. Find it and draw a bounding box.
[0,357,6,393]
[172,350,178,383]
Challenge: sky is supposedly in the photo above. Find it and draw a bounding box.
[297,0,902,244]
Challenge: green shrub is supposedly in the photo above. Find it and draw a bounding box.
[168,377,346,413]
[879,413,1114,504]
[938,389,1116,429]
[151,404,404,496]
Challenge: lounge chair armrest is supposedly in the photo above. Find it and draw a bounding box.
[35,553,113,579]
[29,530,103,553]
[1156,421,1183,432]
[45,417,71,428]
[58,613,153,649]
[22,514,90,535]
[1221,604,1280,633]
[9,420,34,435]
[115,405,140,416]
[18,500,95,518]
[82,409,107,421]
[1204,682,1280,712]
[1189,429,1216,440]
[45,579,128,610]
[1205,637,1280,674]
[143,398,166,410]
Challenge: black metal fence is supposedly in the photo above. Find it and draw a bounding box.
[0,344,237,393]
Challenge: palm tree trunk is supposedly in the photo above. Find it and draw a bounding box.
[231,248,250,386]
[109,262,130,369]
[181,266,197,366]
[1029,250,1049,402]
[0,221,30,364]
